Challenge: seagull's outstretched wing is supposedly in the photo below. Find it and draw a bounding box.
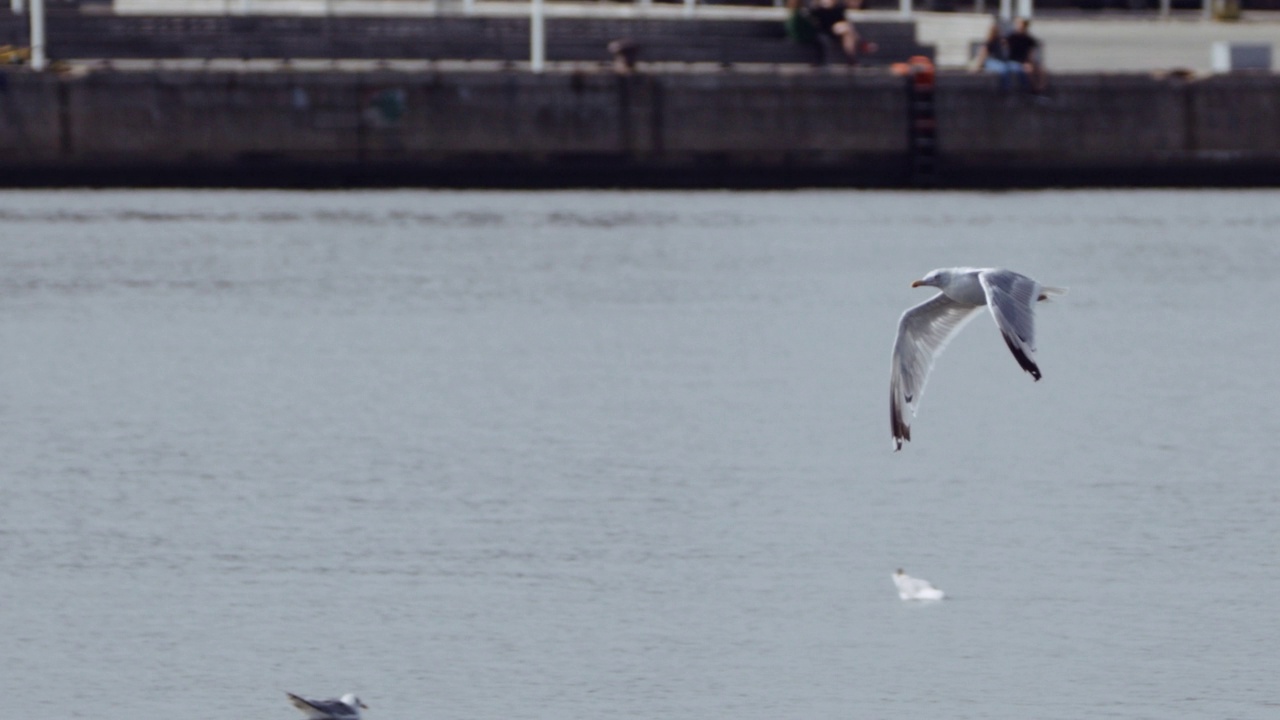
[978,270,1042,381]
[890,293,983,450]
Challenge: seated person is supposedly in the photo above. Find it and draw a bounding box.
[972,21,1007,71]
[1005,17,1046,93]
[798,0,877,66]
[785,0,822,63]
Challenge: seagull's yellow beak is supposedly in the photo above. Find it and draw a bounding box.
[911,280,926,287]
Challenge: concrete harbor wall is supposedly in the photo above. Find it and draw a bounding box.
[1,68,1278,187]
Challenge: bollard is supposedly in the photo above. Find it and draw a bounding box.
[530,0,545,73]
[30,0,45,71]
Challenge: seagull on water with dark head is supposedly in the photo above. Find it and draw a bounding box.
[893,568,946,600]
[890,267,1066,450]
[286,692,368,720]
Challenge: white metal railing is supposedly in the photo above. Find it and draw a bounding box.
[895,0,1233,19]
[8,0,1247,73]
[94,0,1234,20]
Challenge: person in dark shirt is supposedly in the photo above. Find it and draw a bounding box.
[785,0,823,63]
[802,0,877,66]
[971,20,1011,72]
[1005,17,1046,93]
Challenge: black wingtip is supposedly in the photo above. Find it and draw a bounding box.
[1001,333,1041,381]
[891,392,910,451]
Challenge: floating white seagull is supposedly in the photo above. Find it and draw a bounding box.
[890,267,1065,450]
[893,568,945,600]
[286,692,368,720]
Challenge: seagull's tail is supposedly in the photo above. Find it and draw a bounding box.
[1037,286,1068,302]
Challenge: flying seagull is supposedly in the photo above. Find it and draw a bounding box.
[893,568,946,600]
[890,267,1065,450]
[286,692,368,720]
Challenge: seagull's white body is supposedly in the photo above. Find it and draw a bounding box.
[890,267,1065,450]
[286,692,367,720]
[893,568,945,600]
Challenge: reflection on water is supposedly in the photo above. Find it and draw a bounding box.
[1,189,1278,720]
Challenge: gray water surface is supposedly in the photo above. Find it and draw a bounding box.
[1,190,1277,720]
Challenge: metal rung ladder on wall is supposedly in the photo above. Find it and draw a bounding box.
[906,55,937,186]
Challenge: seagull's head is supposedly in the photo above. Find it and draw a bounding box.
[911,269,947,289]
[340,694,369,711]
